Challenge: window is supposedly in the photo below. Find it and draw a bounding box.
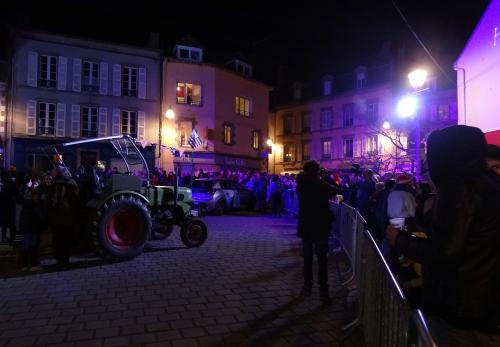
[357,72,366,89]
[302,142,311,161]
[323,80,332,96]
[365,135,378,156]
[121,110,137,138]
[83,61,99,92]
[122,66,137,97]
[235,96,251,116]
[179,121,193,147]
[223,123,234,145]
[437,104,450,121]
[39,55,57,88]
[320,108,333,130]
[283,144,294,162]
[176,82,202,105]
[366,100,379,123]
[252,130,260,150]
[283,114,293,135]
[322,139,331,160]
[343,104,354,127]
[37,102,56,135]
[302,112,311,133]
[343,138,354,158]
[81,106,98,138]
[176,46,202,62]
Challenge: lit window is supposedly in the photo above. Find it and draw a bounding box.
[223,124,234,145]
[235,96,251,116]
[177,82,202,105]
[322,139,331,159]
[283,144,294,162]
[252,130,260,150]
[365,135,378,156]
[179,121,193,147]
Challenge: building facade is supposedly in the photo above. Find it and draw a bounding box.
[268,65,458,175]
[6,30,161,172]
[161,39,271,173]
[455,0,500,145]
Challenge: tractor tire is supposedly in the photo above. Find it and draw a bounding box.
[91,194,151,261]
[180,218,208,248]
[151,223,174,240]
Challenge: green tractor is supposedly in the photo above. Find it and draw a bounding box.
[50,135,207,261]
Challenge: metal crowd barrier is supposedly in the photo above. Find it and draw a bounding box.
[331,204,437,347]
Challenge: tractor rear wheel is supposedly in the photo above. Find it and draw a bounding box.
[91,195,151,261]
[180,219,208,248]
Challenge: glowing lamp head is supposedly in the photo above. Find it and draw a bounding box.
[397,95,418,118]
[165,108,175,120]
[382,121,391,130]
[266,139,274,147]
[408,69,428,89]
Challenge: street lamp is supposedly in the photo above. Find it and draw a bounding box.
[165,107,175,120]
[397,95,418,118]
[408,69,428,89]
[266,139,276,173]
[382,121,391,130]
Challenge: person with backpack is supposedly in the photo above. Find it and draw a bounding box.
[387,125,500,346]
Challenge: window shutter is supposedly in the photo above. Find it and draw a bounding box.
[113,64,121,96]
[26,100,36,135]
[138,67,146,99]
[99,62,108,95]
[27,51,38,87]
[112,108,120,135]
[57,56,67,91]
[71,105,80,138]
[137,111,146,141]
[98,107,107,137]
[56,103,66,137]
[72,58,82,92]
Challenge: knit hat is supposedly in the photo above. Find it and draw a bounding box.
[427,125,487,186]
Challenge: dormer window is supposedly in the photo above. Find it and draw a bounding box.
[175,45,203,63]
[323,80,332,96]
[227,59,253,78]
[357,72,366,89]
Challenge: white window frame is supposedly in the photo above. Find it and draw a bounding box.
[366,101,379,123]
[357,72,366,89]
[81,106,98,138]
[176,45,203,62]
[37,102,56,136]
[39,55,57,88]
[323,80,332,96]
[320,108,332,130]
[322,139,331,159]
[344,138,354,158]
[235,96,252,117]
[121,110,137,138]
[83,60,100,92]
[122,66,138,97]
[365,134,378,156]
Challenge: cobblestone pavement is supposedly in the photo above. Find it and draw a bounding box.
[0,214,365,347]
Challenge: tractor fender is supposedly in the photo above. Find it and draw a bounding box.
[87,190,150,211]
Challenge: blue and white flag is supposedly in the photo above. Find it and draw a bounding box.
[188,129,203,150]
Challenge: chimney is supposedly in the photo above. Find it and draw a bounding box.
[147,32,160,49]
[291,82,303,101]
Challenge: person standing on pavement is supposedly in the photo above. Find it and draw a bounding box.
[387,125,500,346]
[48,165,79,269]
[296,160,337,303]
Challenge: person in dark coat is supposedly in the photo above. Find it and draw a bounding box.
[296,160,337,302]
[387,125,500,345]
[48,166,79,269]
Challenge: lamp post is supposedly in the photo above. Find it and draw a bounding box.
[396,68,428,180]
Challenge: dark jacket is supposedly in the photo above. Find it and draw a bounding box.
[395,126,500,332]
[296,173,337,240]
[48,176,79,228]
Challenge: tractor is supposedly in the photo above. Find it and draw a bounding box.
[46,135,207,261]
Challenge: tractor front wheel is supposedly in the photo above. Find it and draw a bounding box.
[180,219,208,248]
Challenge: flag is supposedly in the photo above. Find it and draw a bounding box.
[188,129,202,150]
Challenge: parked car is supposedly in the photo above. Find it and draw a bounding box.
[192,178,254,215]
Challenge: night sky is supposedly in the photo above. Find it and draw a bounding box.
[0,0,491,86]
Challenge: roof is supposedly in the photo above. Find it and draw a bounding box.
[175,34,203,49]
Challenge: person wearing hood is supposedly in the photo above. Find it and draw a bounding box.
[387,125,500,346]
[296,160,338,303]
